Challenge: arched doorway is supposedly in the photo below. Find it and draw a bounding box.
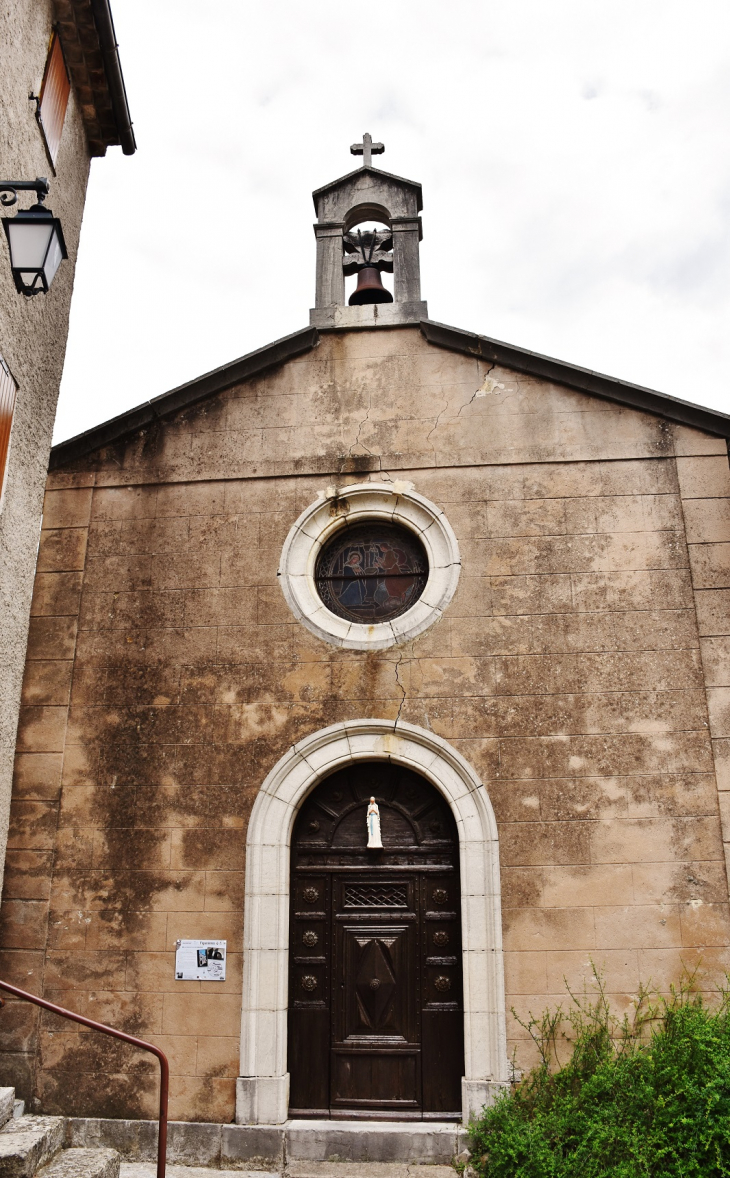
[236,718,508,1127]
[288,761,464,1120]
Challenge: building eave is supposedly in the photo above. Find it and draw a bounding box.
[54,0,135,156]
[420,319,730,439]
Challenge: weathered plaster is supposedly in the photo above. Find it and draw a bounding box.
[0,0,91,900]
[1,327,729,1121]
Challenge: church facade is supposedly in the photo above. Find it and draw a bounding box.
[2,143,730,1129]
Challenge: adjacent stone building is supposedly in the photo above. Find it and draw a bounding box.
[0,0,134,900]
[2,143,730,1137]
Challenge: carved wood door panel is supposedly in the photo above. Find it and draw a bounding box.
[288,762,464,1119]
[332,878,419,1116]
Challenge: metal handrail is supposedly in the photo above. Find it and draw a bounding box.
[0,979,168,1178]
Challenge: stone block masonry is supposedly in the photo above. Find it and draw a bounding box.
[66,1116,467,1166]
[0,0,134,917]
[1,326,729,1119]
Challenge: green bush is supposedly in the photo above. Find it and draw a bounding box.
[468,970,730,1177]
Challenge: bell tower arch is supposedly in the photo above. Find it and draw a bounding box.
[310,133,428,328]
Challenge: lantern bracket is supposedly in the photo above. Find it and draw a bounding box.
[1,178,66,297]
[0,178,50,208]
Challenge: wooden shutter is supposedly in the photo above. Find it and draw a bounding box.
[0,355,17,501]
[37,32,71,164]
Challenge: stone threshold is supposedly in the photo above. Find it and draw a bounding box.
[121,1164,458,1178]
[68,1118,468,1167]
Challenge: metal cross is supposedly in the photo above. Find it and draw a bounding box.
[350,133,384,169]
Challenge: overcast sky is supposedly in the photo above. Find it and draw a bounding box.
[55,0,730,443]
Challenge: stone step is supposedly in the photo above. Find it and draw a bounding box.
[0,1093,14,1133]
[0,1117,65,1178]
[287,1164,457,1178]
[120,1166,457,1178]
[67,1119,467,1169]
[285,1121,465,1165]
[39,1151,120,1178]
[120,1167,268,1178]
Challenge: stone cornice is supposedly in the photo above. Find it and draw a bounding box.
[49,326,320,469]
[50,318,730,471]
[420,319,730,439]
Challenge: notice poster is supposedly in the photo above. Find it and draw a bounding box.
[175,939,227,981]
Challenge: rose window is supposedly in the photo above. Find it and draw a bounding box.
[315,522,427,624]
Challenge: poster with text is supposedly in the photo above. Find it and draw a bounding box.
[175,939,227,981]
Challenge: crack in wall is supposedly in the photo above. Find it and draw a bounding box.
[348,389,374,456]
[424,362,500,454]
[394,648,407,725]
[457,360,496,416]
[425,387,451,455]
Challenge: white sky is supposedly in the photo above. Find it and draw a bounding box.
[55,0,730,443]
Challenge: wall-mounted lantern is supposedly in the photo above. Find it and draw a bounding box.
[1,178,67,296]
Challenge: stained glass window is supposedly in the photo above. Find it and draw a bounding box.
[315,523,428,624]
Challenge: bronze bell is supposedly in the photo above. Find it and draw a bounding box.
[349,266,393,306]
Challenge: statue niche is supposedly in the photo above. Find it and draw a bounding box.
[366,796,383,848]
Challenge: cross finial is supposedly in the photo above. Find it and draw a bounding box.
[350,132,384,169]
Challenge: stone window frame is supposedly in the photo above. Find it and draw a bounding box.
[236,718,509,1126]
[278,481,461,650]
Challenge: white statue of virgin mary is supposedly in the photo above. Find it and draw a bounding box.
[366,797,383,848]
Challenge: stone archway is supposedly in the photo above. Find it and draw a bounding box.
[236,719,509,1125]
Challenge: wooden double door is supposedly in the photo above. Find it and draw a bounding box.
[288,762,464,1119]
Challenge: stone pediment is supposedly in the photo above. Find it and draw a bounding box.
[49,320,730,472]
[312,166,423,222]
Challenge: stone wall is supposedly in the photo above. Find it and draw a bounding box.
[2,326,729,1121]
[0,0,91,898]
